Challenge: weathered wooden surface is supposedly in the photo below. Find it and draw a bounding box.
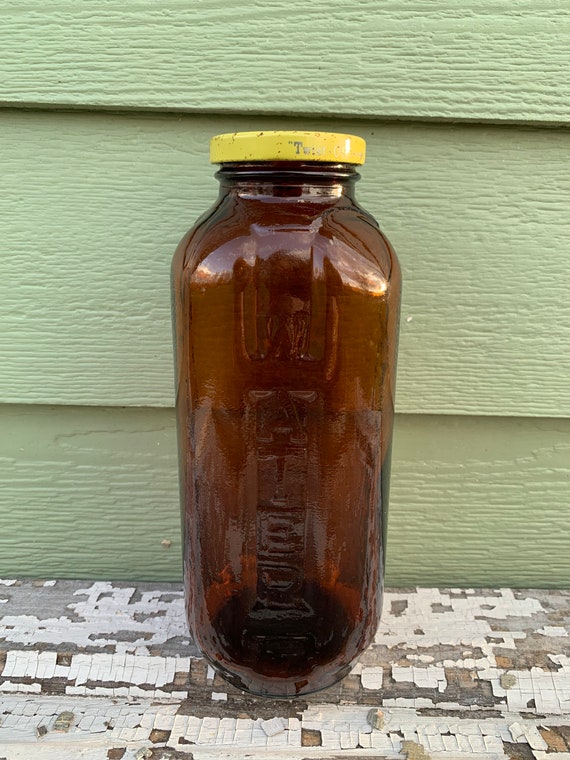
[0,1,569,124]
[2,405,570,587]
[1,110,569,415]
[0,581,569,759]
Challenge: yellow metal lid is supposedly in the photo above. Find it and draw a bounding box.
[210,131,366,165]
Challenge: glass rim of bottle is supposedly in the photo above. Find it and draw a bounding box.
[210,131,366,166]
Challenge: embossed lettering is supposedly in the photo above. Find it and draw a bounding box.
[250,389,317,611]
[238,267,338,367]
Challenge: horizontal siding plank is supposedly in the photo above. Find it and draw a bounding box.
[0,405,568,587]
[0,1,569,124]
[1,110,569,415]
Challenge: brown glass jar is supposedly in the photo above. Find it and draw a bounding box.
[171,131,401,697]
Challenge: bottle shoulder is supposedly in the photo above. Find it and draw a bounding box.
[173,196,399,291]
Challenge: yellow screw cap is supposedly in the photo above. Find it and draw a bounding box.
[210,131,366,165]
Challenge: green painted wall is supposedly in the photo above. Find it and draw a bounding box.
[2,110,568,416]
[1,406,568,587]
[0,2,568,586]
[1,1,569,123]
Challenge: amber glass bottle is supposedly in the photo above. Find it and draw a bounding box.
[172,131,401,697]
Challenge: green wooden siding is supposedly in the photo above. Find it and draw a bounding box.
[1,109,569,416]
[1,405,568,587]
[1,2,568,586]
[0,1,569,124]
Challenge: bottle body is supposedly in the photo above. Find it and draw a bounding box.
[172,162,401,697]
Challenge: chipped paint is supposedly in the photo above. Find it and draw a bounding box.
[538,626,568,637]
[1,581,568,758]
[361,666,384,689]
[1,695,569,757]
[392,665,447,692]
[0,581,190,655]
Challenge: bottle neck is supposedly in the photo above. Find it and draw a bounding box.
[216,162,360,201]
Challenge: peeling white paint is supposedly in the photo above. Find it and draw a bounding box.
[392,665,447,692]
[549,654,570,669]
[361,666,383,689]
[375,589,542,656]
[206,665,216,682]
[538,626,568,637]
[1,695,568,756]
[260,717,286,736]
[1,581,188,654]
[1,581,569,758]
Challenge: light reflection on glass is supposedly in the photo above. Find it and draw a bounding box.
[327,239,388,296]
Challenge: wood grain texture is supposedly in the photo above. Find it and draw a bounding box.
[0,405,568,587]
[1,583,569,758]
[1,110,569,415]
[0,1,569,124]
[0,579,570,760]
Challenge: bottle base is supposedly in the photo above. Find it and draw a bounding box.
[203,653,356,699]
[202,582,362,697]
